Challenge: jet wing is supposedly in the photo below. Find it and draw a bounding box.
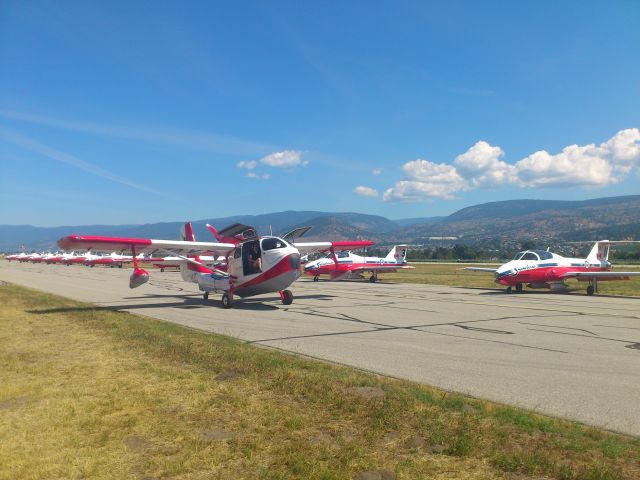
[293,240,374,254]
[561,270,640,279]
[464,267,498,273]
[341,264,415,273]
[57,235,236,257]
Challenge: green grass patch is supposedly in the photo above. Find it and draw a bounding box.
[1,284,639,479]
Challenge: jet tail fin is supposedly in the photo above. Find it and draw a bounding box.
[586,241,610,265]
[384,245,408,263]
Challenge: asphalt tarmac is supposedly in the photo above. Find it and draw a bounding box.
[2,261,639,436]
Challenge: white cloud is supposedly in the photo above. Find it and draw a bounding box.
[260,150,307,168]
[383,159,467,201]
[372,168,382,175]
[453,141,515,187]
[514,144,612,188]
[237,160,257,170]
[354,186,379,197]
[247,172,270,180]
[602,127,640,174]
[383,128,640,202]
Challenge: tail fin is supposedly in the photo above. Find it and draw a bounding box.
[586,241,610,265]
[179,222,211,281]
[180,222,196,242]
[384,245,408,263]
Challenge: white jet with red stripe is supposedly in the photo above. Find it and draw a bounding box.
[57,222,373,308]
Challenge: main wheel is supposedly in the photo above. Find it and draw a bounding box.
[281,289,293,305]
[119,264,123,269]
[203,291,209,301]
[221,292,233,308]
[160,267,165,272]
[515,283,523,293]
[313,275,319,282]
[369,275,376,283]
[505,286,513,294]
[586,285,594,296]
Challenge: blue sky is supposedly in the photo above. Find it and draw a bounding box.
[1,0,638,226]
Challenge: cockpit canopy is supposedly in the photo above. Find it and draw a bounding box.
[325,250,350,259]
[513,250,553,261]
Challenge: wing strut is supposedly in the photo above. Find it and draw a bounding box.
[330,246,339,270]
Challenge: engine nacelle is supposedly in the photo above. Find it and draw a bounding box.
[129,268,149,289]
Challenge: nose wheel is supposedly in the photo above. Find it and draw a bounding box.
[313,275,319,282]
[280,289,293,305]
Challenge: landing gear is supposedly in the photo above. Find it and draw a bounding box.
[280,289,294,305]
[515,283,523,293]
[586,285,595,296]
[118,264,123,269]
[369,273,377,283]
[203,291,209,301]
[587,278,598,296]
[313,275,319,282]
[505,286,513,294]
[221,292,233,308]
[160,267,165,272]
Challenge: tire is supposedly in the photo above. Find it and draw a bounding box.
[221,292,233,308]
[369,275,376,283]
[281,289,293,305]
[313,275,319,282]
[505,286,512,294]
[586,285,594,296]
[160,268,165,273]
[515,283,523,293]
[203,292,209,301]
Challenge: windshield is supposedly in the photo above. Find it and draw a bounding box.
[513,251,525,260]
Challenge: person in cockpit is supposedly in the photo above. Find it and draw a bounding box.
[247,242,262,273]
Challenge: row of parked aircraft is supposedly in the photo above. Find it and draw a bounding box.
[6,251,139,267]
[5,221,639,307]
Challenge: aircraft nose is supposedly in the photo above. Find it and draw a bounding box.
[289,253,301,270]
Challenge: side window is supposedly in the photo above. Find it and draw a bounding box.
[233,246,242,259]
[261,238,285,251]
[522,252,539,261]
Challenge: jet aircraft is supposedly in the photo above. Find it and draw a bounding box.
[303,245,414,282]
[465,240,640,295]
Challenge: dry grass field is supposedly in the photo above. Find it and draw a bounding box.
[1,284,639,479]
[378,263,640,297]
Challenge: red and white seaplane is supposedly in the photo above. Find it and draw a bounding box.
[303,245,414,282]
[465,240,640,295]
[57,222,372,308]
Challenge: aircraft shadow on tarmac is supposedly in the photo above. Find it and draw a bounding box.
[26,293,337,315]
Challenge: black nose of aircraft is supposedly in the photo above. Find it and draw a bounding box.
[289,253,301,270]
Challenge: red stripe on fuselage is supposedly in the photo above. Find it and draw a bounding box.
[236,254,296,291]
[496,266,610,286]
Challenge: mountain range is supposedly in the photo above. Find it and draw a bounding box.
[1,195,638,251]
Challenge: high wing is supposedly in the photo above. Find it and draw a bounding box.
[561,270,640,279]
[293,240,374,254]
[464,267,498,273]
[57,235,236,257]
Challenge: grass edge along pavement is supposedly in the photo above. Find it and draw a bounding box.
[1,284,639,480]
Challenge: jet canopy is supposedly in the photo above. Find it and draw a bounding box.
[513,250,554,261]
